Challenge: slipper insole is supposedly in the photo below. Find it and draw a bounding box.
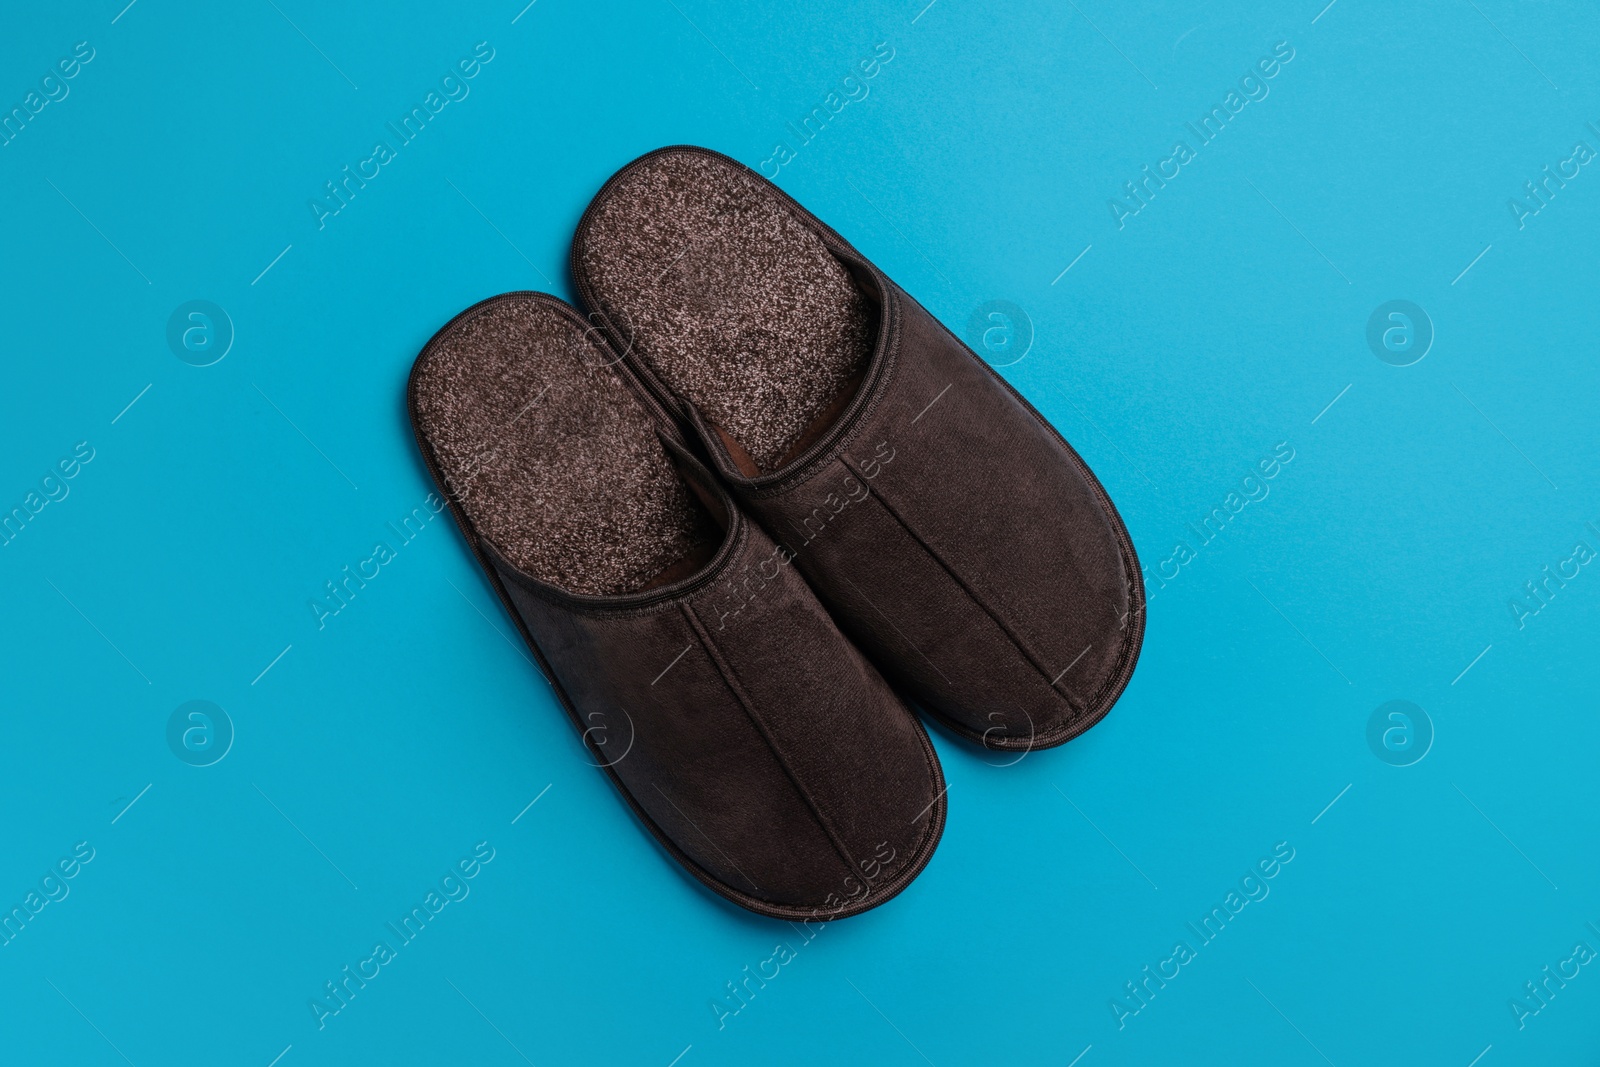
[577,151,874,473]
[410,295,715,596]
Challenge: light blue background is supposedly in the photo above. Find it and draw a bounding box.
[3,0,1598,1063]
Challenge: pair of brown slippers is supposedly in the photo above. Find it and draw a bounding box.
[408,146,1144,920]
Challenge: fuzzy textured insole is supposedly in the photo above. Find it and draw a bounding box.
[410,294,713,596]
[576,150,874,472]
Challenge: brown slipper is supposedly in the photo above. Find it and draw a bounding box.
[571,147,1144,752]
[407,292,945,919]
